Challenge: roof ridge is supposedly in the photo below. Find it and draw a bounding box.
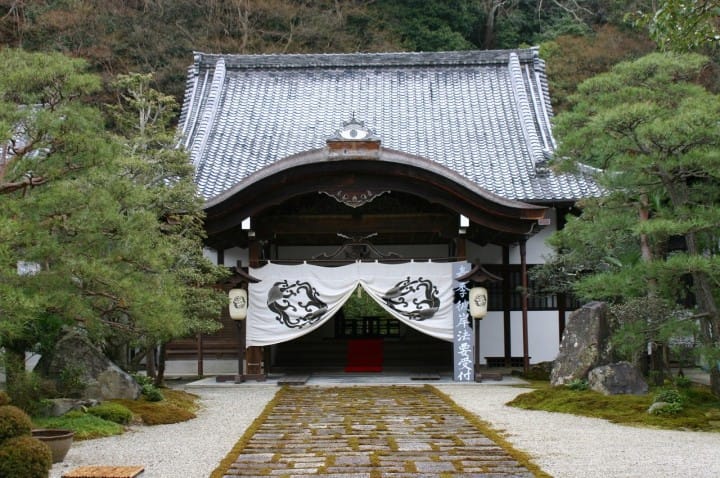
[189,58,226,167]
[508,53,544,168]
[191,49,540,70]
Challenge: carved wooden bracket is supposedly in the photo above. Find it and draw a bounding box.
[319,188,390,208]
[313,233,402,260]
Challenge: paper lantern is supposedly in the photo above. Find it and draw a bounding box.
[229,288,248,320]
[469,287,488,319]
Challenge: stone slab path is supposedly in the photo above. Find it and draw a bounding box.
[220,385,536,477]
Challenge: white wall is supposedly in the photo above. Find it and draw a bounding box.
[203,247,218,264]
[476,311,559,364]
[511,311,560,363]
[467,242,503,264]
[204,246,249,267]
[467,208,558,265]
[223,247,249,267]
[477,311,505,359]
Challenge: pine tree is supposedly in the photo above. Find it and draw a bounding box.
[545,52,720,394]
[0,50,226,395]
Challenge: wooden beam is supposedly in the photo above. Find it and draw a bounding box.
[253,213,456,237]
[520,240,529,374]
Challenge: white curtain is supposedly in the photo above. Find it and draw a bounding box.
[247,261,464,346]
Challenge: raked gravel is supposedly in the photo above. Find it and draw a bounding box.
[50,383,720,478]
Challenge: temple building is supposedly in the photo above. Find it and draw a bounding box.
[167,48,600,380]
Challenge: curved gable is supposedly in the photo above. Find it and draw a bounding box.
[204,146,547,244]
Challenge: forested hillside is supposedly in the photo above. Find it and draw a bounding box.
[0,0,667,106]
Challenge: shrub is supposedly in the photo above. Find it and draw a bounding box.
[0,392,9,406]
[565,379,589,391]
[87,403,133,425]
[141,384,164,402]
[57,365,88,398]
[675,376,692,389]
[649,401,684,416]
[654,388,684,405]
[0,405,33,443]
[132,373,153,387]
[6,371,56,416]
[0,435,52,478]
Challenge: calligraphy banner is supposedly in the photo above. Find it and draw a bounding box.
[452,262,473,382]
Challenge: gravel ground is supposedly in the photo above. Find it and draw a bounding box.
[50,385,278,478]
[437,384,720,478]
[50,383,720,478]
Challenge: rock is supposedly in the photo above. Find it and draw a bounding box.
[41,398,100,417]
[525,361,553,381]
[588,362,648,395]
[550,301,612,386]
[705,409,720,420]
[37,331,140,401]
[648,401,671,415]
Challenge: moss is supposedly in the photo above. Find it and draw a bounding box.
[112,389,198,425]
[209,387,285,478]
[0,405,32,443]
[87,402,133,425]
[386,436,398,451]
[404,461,418,472]
[0,435,52,478]
[32,413,123,440]
[507,383,720,431]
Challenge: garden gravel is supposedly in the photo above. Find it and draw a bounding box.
[50,383,720,478]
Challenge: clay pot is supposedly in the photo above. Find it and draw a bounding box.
[32,428,74,463]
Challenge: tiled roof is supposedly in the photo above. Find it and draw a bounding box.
[179,49,601,203]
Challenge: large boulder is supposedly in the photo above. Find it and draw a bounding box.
[550,301,612,386]
[38,332,140,400]
[588,362,648,395]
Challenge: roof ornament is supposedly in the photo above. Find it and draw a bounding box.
[326,115,382,158]
[330,114,379,141]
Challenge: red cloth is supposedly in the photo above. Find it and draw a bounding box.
[345,339,383,372]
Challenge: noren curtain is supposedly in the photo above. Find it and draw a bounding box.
[247,261,465,347]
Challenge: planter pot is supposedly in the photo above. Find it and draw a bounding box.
[32,429,74,463]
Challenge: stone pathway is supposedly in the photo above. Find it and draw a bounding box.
[220,385,537,477]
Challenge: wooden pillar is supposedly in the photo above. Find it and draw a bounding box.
[245,239,265,380]
[474,318,482,376]
[520,240,530,374]
[502,246,512,367]
[456,236,467,261]
[556,207,568,343]
[197,332,204,377]
[558,293,567,342]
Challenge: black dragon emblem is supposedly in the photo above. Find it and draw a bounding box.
[382,277,440,321]
[266,280,328,329]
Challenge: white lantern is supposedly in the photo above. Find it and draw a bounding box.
[469,287,488,319]
[229,288,248,320]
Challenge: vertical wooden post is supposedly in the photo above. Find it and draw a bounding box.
[520,240,529,374]
[456,236,467,261]
[245,239,265,380]
[558,293,567,342]
[556,207,568,343]
[197,332,204,377]
[474,318,481,378]
[502,246,512,367]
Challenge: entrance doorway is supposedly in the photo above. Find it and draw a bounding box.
[270,286,452,372]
